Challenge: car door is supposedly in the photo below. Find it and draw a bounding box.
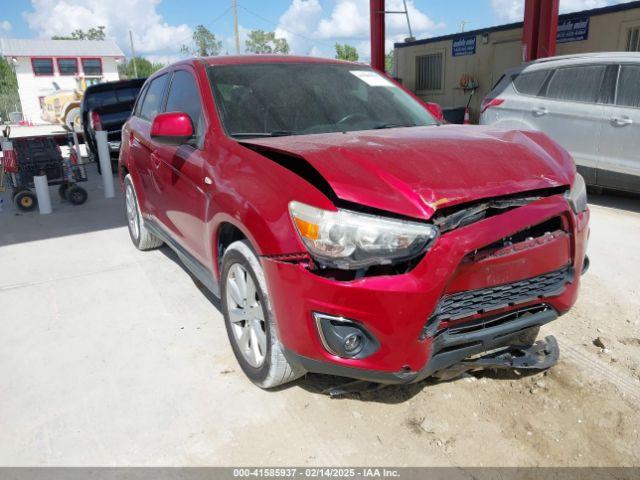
[523,64,612,185]
[128,74,169,219]
[598,64,640,193]
[152,68,209,265]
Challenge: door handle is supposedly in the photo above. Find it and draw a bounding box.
[532,107,548,116]
[611,116,633,126]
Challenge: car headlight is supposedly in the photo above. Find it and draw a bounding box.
[289,201,438,270]
[565,173,588,214]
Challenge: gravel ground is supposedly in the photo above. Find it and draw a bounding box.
[0,165,638,466]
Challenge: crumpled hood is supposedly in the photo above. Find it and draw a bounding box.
[240,125,575,220]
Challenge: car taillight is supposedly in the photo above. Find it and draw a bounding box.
[480,98,504,114]
[90,110,103,131]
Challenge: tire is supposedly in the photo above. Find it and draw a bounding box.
[124,174,163,250]
[14,190,37,211]
[12,186,29,200]
[59,184,69,200]
[66,185,87,205]
[221,240,303,388]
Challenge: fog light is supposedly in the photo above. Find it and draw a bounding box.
[313,312,379,359]
[343,333,363,355]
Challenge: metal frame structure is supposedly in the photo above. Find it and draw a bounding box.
[370,0,561,73]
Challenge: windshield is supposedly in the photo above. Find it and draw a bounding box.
[207,63,438,138]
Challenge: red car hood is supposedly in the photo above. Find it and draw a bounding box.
[241,125,575,220]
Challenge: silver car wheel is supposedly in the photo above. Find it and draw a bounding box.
[125,183,140,241]
[226,263,267,368]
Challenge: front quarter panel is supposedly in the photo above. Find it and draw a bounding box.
[204,138,335,280]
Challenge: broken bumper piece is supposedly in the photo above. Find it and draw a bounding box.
[432,335,560,381]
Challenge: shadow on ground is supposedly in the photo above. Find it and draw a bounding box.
[0,165,126,246]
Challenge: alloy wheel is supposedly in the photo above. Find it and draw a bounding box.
[226,263,267,368]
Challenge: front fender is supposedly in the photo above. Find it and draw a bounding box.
[205,141,335,280]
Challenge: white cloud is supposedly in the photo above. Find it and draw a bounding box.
[0,21,11,34]
[275,0,323,54]
[491,0,630,23]
[275,0,443,58]
[23,0,191,60]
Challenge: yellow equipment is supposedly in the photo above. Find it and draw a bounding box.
[41,76,102,130]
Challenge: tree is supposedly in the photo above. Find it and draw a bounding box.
[0,58,20,120]
[335,43,359,62]
[180,25,222,57]
[118,57,165,79]
[385,51,394,75]
[52,26,106,40]
[245,30,290,54]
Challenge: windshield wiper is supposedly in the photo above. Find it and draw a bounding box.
[374,122,418,129]
[231,131,294,138]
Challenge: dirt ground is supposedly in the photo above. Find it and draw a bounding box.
[0,167,638,466]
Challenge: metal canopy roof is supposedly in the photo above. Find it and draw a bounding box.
[0,38,124,57]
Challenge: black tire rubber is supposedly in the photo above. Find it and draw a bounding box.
[221,240,304,389]
[59,184,69,200]
[14,190,37,211]
[124,174,163,250]
[66,185,88,205]
[11,186,29,200]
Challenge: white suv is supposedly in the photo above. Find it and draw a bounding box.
[480,52,640,194]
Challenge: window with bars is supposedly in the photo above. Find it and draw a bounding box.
[415,53,443,91]
[627,27,640,52]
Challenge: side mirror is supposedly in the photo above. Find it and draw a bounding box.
[151,112,194,145]
[425,102,444,122]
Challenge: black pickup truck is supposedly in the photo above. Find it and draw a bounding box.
[80,78,145,173]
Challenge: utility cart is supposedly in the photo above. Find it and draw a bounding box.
[1,128,88,212]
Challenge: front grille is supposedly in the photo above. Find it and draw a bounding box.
[432,266,573,323]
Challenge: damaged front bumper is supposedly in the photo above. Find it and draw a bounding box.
[263,194,589,385]
[283,304,560,384]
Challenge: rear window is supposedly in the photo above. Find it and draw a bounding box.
[616,65,640,108]
[86,87,142,110]
[512,70,549,96]
[544,65,606,103]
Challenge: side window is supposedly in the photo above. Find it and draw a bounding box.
[139,75,168,121]
[512,70,549,96]
[165,70,203,135]
[616,65,640,108]
[544,65,606,103]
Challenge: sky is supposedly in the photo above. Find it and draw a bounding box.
[0,0,636,64]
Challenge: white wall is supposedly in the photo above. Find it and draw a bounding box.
[13,56,120,125]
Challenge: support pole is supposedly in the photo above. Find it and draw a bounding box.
[370,0,385,73]
[34,175,52,215]
[537,0,559,59]
[129,30,138,78]
[523,0,558,62]
[232,0,241,55]
[95,130,115,199]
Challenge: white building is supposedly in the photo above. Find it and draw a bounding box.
[0,38,124,124]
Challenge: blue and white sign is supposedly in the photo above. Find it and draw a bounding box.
[452,35,476,57]
[557,17,590,43]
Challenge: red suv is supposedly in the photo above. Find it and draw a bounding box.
[119,56,589,389]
